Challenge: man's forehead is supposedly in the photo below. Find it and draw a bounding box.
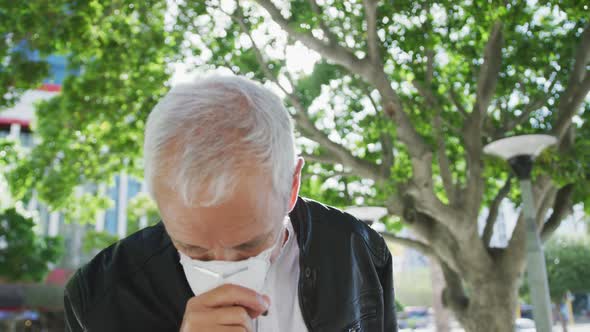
[153,168,276,208]
[170,226,274,251]
[160,194,283,248]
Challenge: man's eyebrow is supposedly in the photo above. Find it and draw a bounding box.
[172,229,274,252]
[173,239,207,252]
[231,230,274,251]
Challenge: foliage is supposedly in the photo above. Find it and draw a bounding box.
[520,236,590,302]
[81,230,118,254]
[0,139,21,208]
[63,192,113,225]
[0,208,63,282]
[0,139,21,168]
[126,192,160,235]
[81,193,160,253]
[1,0,184,210]
[545,236,590,300]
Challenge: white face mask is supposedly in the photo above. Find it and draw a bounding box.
[178,227,283,296]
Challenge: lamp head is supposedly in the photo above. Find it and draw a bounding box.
[483,134,557,160]
[484,134,557,180]
[344,206,388,224]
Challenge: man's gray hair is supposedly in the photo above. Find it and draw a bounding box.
[144,75,296,206]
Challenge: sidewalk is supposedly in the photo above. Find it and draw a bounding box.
[563,323,590,332]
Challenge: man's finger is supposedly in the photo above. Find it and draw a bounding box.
[216,327,248,332]
[187,284,270,318]
[215,306,253,331]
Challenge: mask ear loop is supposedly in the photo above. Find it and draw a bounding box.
[262,222,288,263]
[256,223,289,329]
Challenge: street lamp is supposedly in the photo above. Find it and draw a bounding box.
[344,206,388,232]
[484,134,557,332]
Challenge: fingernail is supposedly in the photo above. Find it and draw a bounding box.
[258,294,269,309]
[258,294,270,309]
[263,295,270,307]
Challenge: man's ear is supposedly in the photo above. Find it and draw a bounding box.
[287,157,305,212]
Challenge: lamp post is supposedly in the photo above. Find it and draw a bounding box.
[484,134,557,332]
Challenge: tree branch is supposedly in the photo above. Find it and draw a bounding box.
[397,197,464,272]
[505,99,546,132]
[301,152,340,165]
[253,0,371,77]
[426,49,434,84]
[413,80,441,111]
[465,21,503,142]
[482,175,512,247]
[362,87,394,177]
[364,88,379,112]
[307,0,337,42]
[497,74,557,135]
[433,109,455,204]
[381,231,435,258]
[380,132,394,178]
[255,0,444,227]
[362,0,381,65]
[473,22,504,119]
[232,4,384,182]
[567,73,590,113]
[535,186,558,230]
[382,223,469,313]
[255,0,432,170]
[413,80,457,203]
[562,23,590,106]
[463,22,503,218]
[449,87,468,117]
[228,4,277,82]
[291,98,385,181]
[553,72,590,140]
[329,170,354,178]
[553,23,590,141]
[541,184,575,242]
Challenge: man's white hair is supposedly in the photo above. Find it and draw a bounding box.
[143,75,296,207]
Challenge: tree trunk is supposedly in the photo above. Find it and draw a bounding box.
[453,278,518,332]
[430,260,451,332]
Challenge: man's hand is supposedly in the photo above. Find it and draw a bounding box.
[180,284,270,332]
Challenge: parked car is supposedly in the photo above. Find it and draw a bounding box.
[514,318,536,332]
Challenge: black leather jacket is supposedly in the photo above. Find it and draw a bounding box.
[64,197,397,331]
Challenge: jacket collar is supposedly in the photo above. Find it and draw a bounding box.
[288,197,312,255]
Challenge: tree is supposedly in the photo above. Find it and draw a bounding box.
[0,207,63,282]
[545,236,590,301]
[0,139,64,282]
[1,1,589,331]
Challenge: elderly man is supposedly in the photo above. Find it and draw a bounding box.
[64,75,397,331]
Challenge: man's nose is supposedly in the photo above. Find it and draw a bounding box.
[209,248,240,261]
